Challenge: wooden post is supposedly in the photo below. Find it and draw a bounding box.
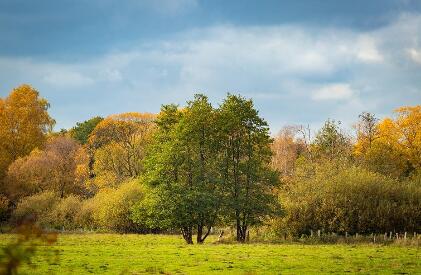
[355,233,358,239]
[218,230,224,242]
[373,234,376,243]
[396,233,399,240]
[389,232,392,239]
[384,233,387,241]
[310,230,313,237]
[317,230,321,238]
[404,232,407,240]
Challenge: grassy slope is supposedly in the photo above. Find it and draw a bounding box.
[0,234,420,274]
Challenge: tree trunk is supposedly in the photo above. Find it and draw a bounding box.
[197,225,212,244]
[236,217,248,242]
[181,226,193,244]
[241,225,248,242]
[197,224,203,244]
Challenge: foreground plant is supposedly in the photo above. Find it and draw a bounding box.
[0,219,58,275]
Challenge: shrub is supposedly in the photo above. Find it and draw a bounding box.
[12,191,59,228]
[51,195,83,230]
[278,161,421,236]
[75,198,97,230]
[11,182,146,232]
[91,180,145,232]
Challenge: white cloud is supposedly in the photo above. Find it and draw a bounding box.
[43,71,94,87]
[100,68,123,82]
[355,36,384,63]
[407,48,421,64]
[312,83,354,101]
[1,13,420,132]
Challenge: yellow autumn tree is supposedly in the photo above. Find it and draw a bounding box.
[390,106,421,170]
[355,105,421,178]
[0,84,55,187]
[88,112,156,188]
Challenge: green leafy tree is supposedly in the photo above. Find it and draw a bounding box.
[312,119,351,160]
[217,94,281,242]
[69,116,103,144]
[142,95,223,244]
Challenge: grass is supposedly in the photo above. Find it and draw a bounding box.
[0,233,420,274]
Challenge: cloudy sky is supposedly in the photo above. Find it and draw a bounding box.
[1,0,420,134]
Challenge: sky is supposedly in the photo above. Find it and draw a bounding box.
[0,0,421,134]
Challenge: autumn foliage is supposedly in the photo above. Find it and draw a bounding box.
[0,84,420,243]
[0,84,54,184]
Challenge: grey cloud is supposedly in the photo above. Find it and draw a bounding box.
[0,13,420,134]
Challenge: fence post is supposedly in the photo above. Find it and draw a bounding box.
[218,230,224,242]
[310,230,313,237]
[345,232,348,238]
[404,232,407,240]
[317,230,321,238]
[396,233,399,240]
[389,232,392,239]
[384,233,387,241]
[373,234,376,243]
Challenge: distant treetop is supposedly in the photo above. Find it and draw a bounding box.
[69,116,104,144]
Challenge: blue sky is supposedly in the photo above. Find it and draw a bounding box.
[1,0,420,134]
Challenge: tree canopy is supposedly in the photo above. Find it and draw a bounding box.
[0,84,55,199]
[139,94,281,243]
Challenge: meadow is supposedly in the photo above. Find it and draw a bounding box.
[0,234,420,274]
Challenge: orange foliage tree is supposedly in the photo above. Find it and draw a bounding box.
[88,112,156,188]
[0,85,55,195]
[271,126,306,179]
[5,136,89,202]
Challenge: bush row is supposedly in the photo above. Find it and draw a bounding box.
[275,162,421,236]
[11,181,146,233]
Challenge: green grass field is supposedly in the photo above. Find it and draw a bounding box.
[0,234,420,274]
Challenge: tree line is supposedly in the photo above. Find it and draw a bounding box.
[0,84,420,244]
